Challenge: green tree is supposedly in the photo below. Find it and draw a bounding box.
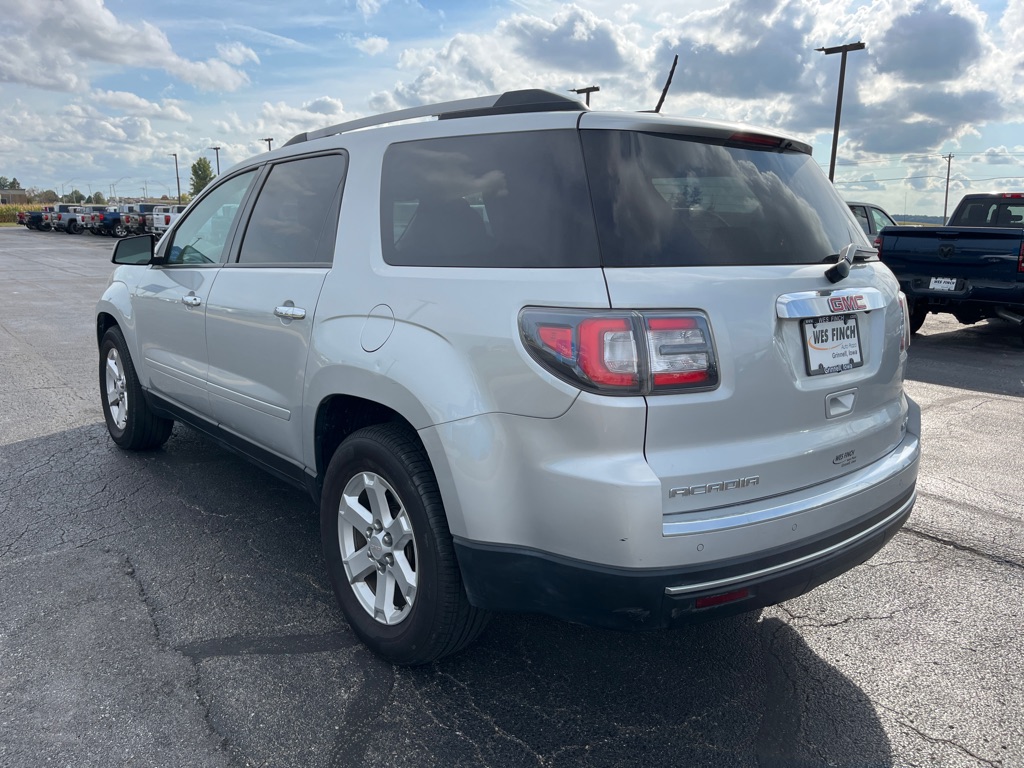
[189,157,215,196]
[40,189,58,203]
[92,191,106,205]
[0,176,9,189]
[10,177,20,189]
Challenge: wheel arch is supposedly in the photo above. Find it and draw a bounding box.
[313,394,421,484]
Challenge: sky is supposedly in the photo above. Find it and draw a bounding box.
[1,0,1022,218]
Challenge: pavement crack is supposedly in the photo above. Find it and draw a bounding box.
[876,702,1004,767]
[900,527,1024,571]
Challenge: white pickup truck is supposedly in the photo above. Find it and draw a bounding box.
[148,204,187,236]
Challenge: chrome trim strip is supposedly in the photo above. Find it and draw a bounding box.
[662,436,918,536]
[664,490,915,596]
[776,287,886,319]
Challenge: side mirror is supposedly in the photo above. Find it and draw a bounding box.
[111,234,156,265]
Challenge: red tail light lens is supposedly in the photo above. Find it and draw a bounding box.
[520,308,718,395]
[1018,242,1024,274]
[165,214,171,225]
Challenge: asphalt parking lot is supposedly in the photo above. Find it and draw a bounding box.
[1,226,1021,768]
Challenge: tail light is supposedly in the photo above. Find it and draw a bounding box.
[1018,242,1024,274]
[165,214,171,225]
[57,213,63,221]
[896,292,911,353]
[519,308,719,395]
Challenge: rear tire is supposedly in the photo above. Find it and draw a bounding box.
[99,327,174,450]
[320,424,489,665]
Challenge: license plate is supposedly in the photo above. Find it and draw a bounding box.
[929,277,957,291]
[802,314,863,376]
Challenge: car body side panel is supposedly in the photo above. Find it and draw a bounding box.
[206,267,329,460]
[131,265,219,415]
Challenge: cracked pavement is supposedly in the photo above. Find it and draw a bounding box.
[0,227,1021,767]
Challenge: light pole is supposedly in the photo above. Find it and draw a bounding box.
[110,177,127,202]
[816,41,866,182]
[209,146,221,175]
[169,153,181,204]
[62,179,77,202]
[261,138,274,152]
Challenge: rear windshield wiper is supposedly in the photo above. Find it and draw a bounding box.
[825,243,874,283]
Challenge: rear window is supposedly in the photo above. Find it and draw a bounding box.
[951,200,1024,227]
[380,131,599,268]
[580,131,864,267]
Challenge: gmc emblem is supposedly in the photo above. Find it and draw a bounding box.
[828,295,866,312]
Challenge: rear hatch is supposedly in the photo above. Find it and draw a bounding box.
[578,121,909,514]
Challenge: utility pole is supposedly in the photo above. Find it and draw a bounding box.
[169,153,181,204]
[209,146,221,175]
[816,41,866,182]
[262,138,274,151]
[943,154,954,222]
[570,86,600,107]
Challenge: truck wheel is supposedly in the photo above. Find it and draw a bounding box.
[40,222,52,232]
[320,424,489,665]
[113,224,127,238]
[99,327,174,451]
[909,305,928,335]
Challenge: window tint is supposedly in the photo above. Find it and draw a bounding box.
[237,154,346,265]
[581,131,864,267]
[166,171,256,265]
[381,131,600,268]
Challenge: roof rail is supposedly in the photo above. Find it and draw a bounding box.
[284,89,585,147]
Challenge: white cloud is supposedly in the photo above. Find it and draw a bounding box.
[0,0,254,93]
[357,0,385,19]
[90,91,193,122]
[216,43,261,67]
[354,36,390,55]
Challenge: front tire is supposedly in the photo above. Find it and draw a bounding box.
[320,424,489,665]
[99,327,173,450]
[113,223,127,238]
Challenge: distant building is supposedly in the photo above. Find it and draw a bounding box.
[0,188,29,205]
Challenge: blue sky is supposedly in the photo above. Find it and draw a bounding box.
[1,0,1022,217]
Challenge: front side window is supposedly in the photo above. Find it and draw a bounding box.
[381,131,600,268]
[237,154,346,265]
[166,171,256,265]
[581,131,866,267]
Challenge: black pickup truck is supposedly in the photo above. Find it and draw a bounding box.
[877,193,1024,340]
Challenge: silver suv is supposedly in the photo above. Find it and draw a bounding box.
[97,89,920,665]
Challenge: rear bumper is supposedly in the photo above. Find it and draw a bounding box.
[454,485,914,629]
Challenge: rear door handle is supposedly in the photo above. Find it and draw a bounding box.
[181,295,201,307]
[274,306,307,320]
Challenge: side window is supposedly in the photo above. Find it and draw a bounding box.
[870,206,895,232]
[237,154,346,266]
[849,206,870,235]
[166,171,256,265]
[380,131,600,268]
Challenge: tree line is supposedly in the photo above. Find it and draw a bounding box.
[1,157,216,205]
